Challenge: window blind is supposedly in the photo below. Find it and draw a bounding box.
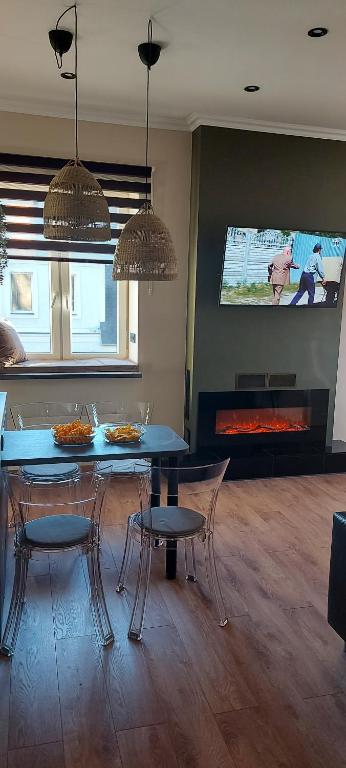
[0,153,151,264]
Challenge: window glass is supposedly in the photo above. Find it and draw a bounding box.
[70,264,118,354]
[11,272,33,312]
[0,260,52,354]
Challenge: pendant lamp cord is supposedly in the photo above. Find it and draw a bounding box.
[74,3,79,160]
[145,18,152,203]
[53,3,79,160]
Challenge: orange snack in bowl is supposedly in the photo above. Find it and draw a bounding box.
[105,424,141,443]
[53,420,94,445]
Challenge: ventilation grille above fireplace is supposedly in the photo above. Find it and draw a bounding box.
[268,373,296,388]
[236,373,296,389]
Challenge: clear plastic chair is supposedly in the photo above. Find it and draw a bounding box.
[1,469,113,656]
[86,401,153,428]
[10,402,84,482]
[116,459,230,640]
[86,401,153,476]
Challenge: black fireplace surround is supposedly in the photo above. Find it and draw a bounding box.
[195,389,332,479]
[198,389,329,451]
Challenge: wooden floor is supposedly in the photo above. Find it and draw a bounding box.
[1,472,346,768]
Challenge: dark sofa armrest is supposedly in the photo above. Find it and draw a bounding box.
[328,511,346,643]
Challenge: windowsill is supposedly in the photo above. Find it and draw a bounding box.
[0,358,142,380]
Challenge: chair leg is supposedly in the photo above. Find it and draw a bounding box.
[204,533,228,627]
[116,518,134,593]
[128,536,152,641]
[86,546,114,646]
[184,539,197,582]
[1,550,29,656]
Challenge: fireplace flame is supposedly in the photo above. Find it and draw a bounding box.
[215,407,310,435]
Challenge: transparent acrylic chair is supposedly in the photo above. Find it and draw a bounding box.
[1,469,113,656]
[10,402,85,483]
[86,401,153,476]
[116,459,230,640]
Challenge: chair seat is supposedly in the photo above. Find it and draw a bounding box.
[98,459,150,475]
[134,506,205,538]
[22,463,80,482]
[24,514,92,548]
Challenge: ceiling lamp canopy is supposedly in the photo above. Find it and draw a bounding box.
[44,4,111,243]
[113,20,178,281]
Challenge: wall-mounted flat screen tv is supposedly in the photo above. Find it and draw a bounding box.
[220,227,346,307]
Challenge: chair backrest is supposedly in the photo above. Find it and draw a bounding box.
[10,402,85,430]
[6,470,109,535]
[86,401,153,428]
[144,459,230,533]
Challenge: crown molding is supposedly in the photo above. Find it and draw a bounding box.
[2,97,346,140]
[0,98,189,131]
[186,113,346,141]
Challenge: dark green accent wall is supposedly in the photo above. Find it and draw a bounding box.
[187,126,346,448]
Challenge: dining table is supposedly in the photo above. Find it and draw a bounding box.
[0,423,189,582]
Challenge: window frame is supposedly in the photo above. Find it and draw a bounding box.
[22,259,129,362]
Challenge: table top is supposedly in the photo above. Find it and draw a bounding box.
[1,425,189,467]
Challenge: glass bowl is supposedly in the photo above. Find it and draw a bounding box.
[102,422,145,444]
[52,427,96,447]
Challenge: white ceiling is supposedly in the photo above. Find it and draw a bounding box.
[1,0,346,135]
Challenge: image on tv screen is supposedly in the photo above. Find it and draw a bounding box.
[220,227,346,306]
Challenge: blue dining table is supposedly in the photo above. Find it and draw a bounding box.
[1,424,189,580]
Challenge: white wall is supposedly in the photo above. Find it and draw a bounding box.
[0,112,191,434]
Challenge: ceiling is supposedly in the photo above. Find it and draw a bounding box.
[1,0,346,135]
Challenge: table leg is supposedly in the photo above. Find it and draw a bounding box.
[151,457,161,507]
[166,456,178,580]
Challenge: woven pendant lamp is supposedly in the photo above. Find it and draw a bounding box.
[114,201,177,281]
[44,4,111,242]
[113,20,177,281]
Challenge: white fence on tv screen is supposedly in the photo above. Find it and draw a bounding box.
[223,228,291,285]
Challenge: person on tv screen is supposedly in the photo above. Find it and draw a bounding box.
[290,243,325,306]
[268,246,299,305]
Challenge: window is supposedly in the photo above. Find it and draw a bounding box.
[0,259,128,358]
[0,152,150,360]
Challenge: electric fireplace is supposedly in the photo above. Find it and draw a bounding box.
[215,407,311,436]
[198,389,329,451]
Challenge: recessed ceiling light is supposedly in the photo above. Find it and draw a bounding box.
[308,27,328,37]
[244,85,260,93]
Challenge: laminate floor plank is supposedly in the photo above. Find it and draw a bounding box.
[56,635,122,768]
[295,692,346,768]
[101,629,167,731]
[217,704,325,768]
[220,554,341,701]
[7,741,65,768]
[283,604,346,690]
[157,574,256,713]
[49,551,94,640]
[7,573,61,751]
[143,625,237,768]
[117,724,179,768]
[0,648,11,756]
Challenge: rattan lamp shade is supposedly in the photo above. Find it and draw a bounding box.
[43,159,111,242]
[113,202,177,281]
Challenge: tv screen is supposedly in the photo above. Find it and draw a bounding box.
[220,227,346,307]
